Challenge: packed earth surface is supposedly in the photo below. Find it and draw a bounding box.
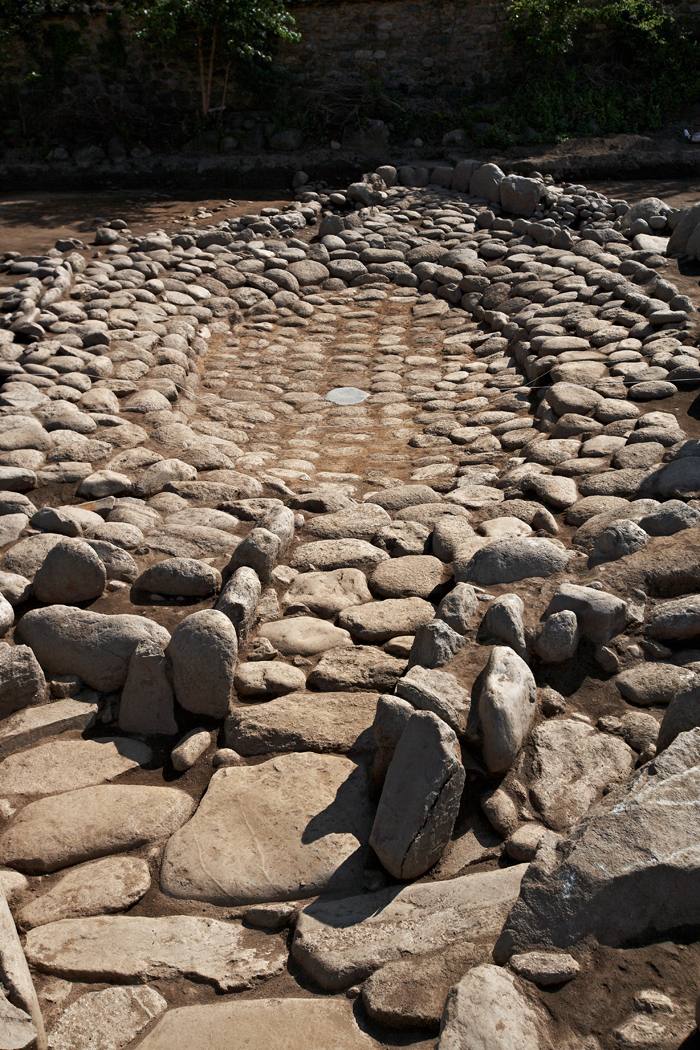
[2,158,700,1050]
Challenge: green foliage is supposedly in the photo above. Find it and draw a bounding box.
[500,0,700,138]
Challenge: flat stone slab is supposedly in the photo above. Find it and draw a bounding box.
[46,985,167,1050]
[0,737,152,798]
[136,998,379,1050]
[225,691,378,756]
[24,914,287,992]
[0,697,99,758]
[292,864,528,989]
[18,855,151,930]
[1,784,196,873]
[160,753,374,905]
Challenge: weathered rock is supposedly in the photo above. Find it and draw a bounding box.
[594,519,648,560]
[535,610,580,663]
[0,696,98,758]
[44,986,167,1050]
[0,887,46,1050]
[366,485,442,512]
[307,646,406,692]
[167,609,237,718]
[282,569,372,618]
[437,583,479,634]
[529,718,635,831]
[495,729,700,959]
[292,539,389,574]
[3,534,63,578]
[215,565,261,642]
[339,597,434,642]
[171,728,211,772]
[396,666,471,736]
[136,998,379,1050]
[226,690,378,755]
[292,864,527,990]
[305,503,391,540]
[362,941,482,1030]
[16,607,170,692]
[371,712,464,879]
[0,784,195,873]
[17,856,150,930]
[25,913,286,992]
[0,644,48,719]
[408,619,465,669]
[615,663,696,706]
[478,646,536,772]
[119,641,177,736]
[258,616,351,656]
[0,737,152,798]
[160,753,374,904]
[479,594,527,659]
[0,570,31,606]
[0,988,36,1050]
[458,539,569,585]
[234,661,307,699]
[646,595,700,640]
[133,558,221,597]
[510,951,580,985]
[657,681,700,752]
[370,555,453,600]
[437,965,549,1050]
[545,583,627,645]
[31,538,106,605]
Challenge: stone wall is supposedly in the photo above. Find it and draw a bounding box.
[280,0,505,92]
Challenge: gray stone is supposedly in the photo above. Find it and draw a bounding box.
[292,539,389,574]
[438,965,549,1050]
[25,913,286,992]
[495,728,700,959]
[119,640,177,736]
[338,597,434,642]
[594,519,648,560]
[545,583,627,645]
[215,565,261,642]
[529,718,635,831]
[647,595,700,640]
[370,555,452,600]
[133,558,221,597]
[0,987,36,1050]
[0,888,46,1050]
[305,504,391,540]
[657,682,700,752]
[0,697,98,758]
[171,729,211,772]
[307,646,406,692]
[0,570,31,606]
[226,690,378,755]
[432,517,477,561]
[479,594,527,659]
[4,534,63,578]
[396,666,471,736]
[615,663,696,706]
[160,753,373,904]
[43,986,167,1050]
[167,609,237,718]
[77,470,132,499]
[258,616,351,656]
[282,569,372,618]
[469,163,506,202]
[408,619,465,669]
[437,583,479,634]
[366,485,442,512]
[0,737,152,799]
[639,500,700,535]
[0,644,48,719]
[292,864,528,990]
[0,783,195,874]
[457,539,570,585]
[478,646,536,773]
[234,661,307,699]
[17,856,151,930]
[16,607,170,692]
[371,712,464,879]
[501,175,542,217]
[32,538,106,605]
[135,998,378,1050]
[535,610,580,663]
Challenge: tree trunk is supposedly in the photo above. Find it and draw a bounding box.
[221,60,231,110]
[205,25,217,117]
[197,33,207,119]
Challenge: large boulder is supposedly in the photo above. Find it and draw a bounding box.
[477,646,536,773]
[167,610,237,718]
[495,728,700,959]
[32,538,106,604]
[457,539,569,586]
[15,607,170,692]
[437,965,550,1050]
[370,712,464,879]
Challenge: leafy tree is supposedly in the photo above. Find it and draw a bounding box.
[0,0,74,61]
[130,0,300,119]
